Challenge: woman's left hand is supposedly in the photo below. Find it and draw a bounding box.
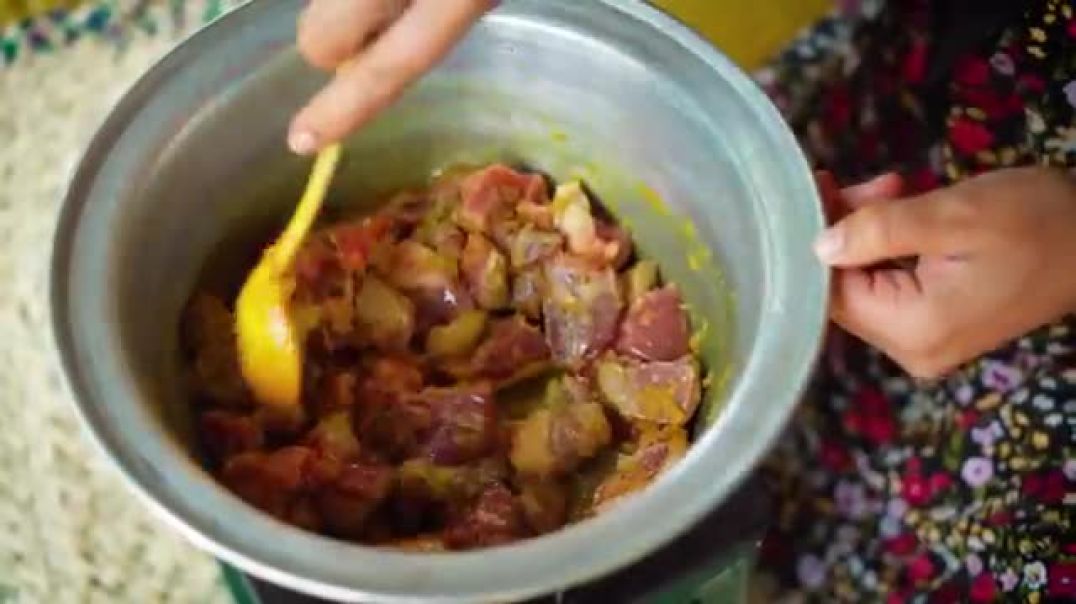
[815,166,1076,379]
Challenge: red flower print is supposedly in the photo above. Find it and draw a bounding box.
[820,439,852,472]
[1068,19,1076,38]
[929,472,953,495]
[846,387,897,443]
[959,87,1023,119]
[930,582,962,604]
[905,456,922,474]
[1064,542,1076,555]
[1048,562,1076,599]
[885,533,918,556]
[954,56,991,87]
[863,414,896,444]
[759,532,790,565]
[970,573,998,602]
[1022,471,1068,505]
[856,385,890,413]
[887,592,910,604]
[902,39,928,84]
[824,85,853,131]
[903,473,932,506]
[903,471,950,506]
[956,408,980,429]
[908,553,935,584]
[1018,73,1046,94]
[949,119,995,155]
[907,167,941,194]
[986,511,1012,526]
[857,127,882,163]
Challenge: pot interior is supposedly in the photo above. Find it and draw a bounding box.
[54,1,824,600]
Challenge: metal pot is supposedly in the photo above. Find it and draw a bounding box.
[50,1,827,601]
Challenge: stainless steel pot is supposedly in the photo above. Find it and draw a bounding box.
[50,1,827,602]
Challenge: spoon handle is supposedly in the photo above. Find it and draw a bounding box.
[272,143,342,268]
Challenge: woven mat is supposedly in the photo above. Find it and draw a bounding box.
[0,2,241,601]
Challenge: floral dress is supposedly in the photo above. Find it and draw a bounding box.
[752,0,1076,602]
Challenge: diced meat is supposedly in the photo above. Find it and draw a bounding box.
[615,286,691,362]
[509,226,563,269]
[426,310,488,359]
[425,222,467,260]
[253,405,307,439]
[355,397,432,462]
[542,255,623,366]
[596,356,702,425]
[192,163,705,548]
[328,215,392,272]
[304,412,361,461]
[317,369,358,413]
[312,291,360,352]
[595,220,633,270]
[443,484,524,549]
[510,402,612,478]
[460,233,509,310]
[199,411,264,463]
[293,235,344,298]
[286,497,323,532]
[412,192,465,256]
[315,462,394,538]
[383,191,431,230]
[551,182,620,265]
[182,294,249,406]
[517,201,554,229]
[456,165,547,233]
[560,375,594,406]
[353,274,415,352]
[517,480,568,535]
[354,357,429,459]
[511,268,546,320]
[397,458,507,504]
[456,315,551,385]
[417,383,498,465]
[362,357,425,396]
[383,240,473,331]
[621,260,658,304]
[221,446,315,517]
[591,426,688,514]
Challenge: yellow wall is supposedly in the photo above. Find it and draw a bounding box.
[1,0,831,70]
[652,0,832,70]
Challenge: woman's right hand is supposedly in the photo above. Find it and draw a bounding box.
[290,0,493,155]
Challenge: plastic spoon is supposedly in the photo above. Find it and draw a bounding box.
[235,143,342,408]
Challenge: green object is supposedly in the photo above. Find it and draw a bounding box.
[221,564,260,604]
[220,549,758,604]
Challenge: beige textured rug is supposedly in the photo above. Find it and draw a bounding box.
[0,3,236,601]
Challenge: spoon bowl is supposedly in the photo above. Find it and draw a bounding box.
[235,144,342,408]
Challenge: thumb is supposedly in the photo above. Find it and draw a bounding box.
[813,193,951,267]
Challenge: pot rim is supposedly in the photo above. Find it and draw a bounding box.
[50,1,828,601]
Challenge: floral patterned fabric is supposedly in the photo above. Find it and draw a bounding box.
[754,1,1076,602]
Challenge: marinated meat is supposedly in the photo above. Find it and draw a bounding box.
[460,233,509,310]
[615,286,691,362]
[183,164,708,550]
[596,355,702,425]
[543,254,623,366]
[510,401,612,478]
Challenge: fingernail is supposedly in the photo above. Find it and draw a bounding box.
[813,227,844,263]
[288,129,318,155]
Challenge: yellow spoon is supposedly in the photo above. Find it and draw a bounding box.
[235,143,342,408]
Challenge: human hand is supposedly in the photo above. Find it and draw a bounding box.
[815,167,1076,378]
[289,0,493,155]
